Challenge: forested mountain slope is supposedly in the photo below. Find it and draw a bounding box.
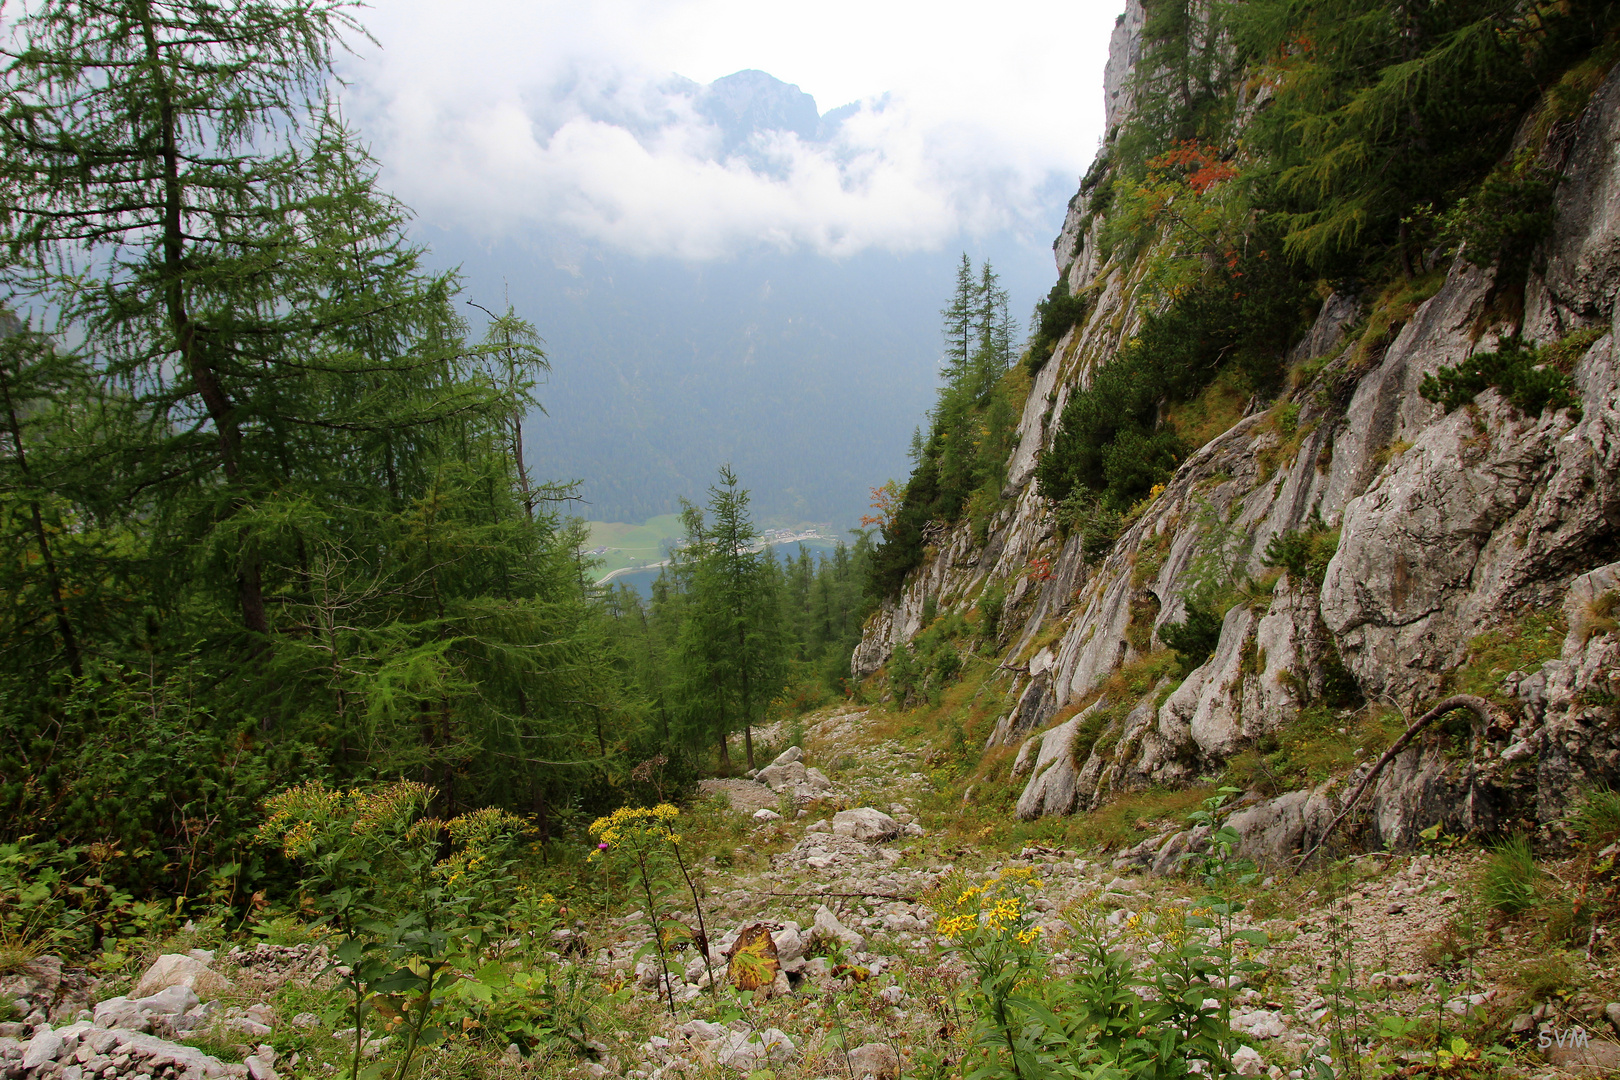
[857,0,1620,864]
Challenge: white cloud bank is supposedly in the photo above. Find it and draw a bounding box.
[341,0,1121,261]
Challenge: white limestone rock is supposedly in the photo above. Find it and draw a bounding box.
[831,808,900,842]
[133,954,230,1000]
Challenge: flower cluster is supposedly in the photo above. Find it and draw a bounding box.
[937,867,1044,943]
[587,804,681,860]
[433,850,488,888]
[1117,904,1195,951]
[258,780,430,859]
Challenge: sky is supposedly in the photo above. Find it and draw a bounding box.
[340,0,1126,263]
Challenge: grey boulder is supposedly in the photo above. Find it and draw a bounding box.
[22,1027,63,1070]
[133,954,230,1000]
[811,904,865,952]
[756,761,807,792]
[831,808,900,842]
[843,1043,901,1080]
[717,1027,795,1070]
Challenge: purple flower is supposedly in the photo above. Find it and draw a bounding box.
[598,842,610,850]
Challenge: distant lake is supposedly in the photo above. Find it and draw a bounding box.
[598,538,846,599]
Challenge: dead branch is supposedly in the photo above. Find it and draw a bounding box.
[1292,694,1503,875]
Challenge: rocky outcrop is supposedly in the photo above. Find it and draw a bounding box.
[1012,704,1096,819]
[1320,314,1619,708]
[1103,1,1146,136]
[854,15,1620,859]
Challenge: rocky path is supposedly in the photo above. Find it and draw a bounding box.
[8,705,1620,1079]
[595,707,1620,1080]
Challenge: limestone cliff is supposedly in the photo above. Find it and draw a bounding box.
[853,2,1620,869]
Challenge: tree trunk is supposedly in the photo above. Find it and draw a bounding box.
[0,365,81,678]
[715,693,730,769]
[138,2,268,637]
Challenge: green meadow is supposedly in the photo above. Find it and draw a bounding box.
[584,513,688,579]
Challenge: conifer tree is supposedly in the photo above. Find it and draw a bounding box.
[0,320,93,679]
[1230,0,1579,270]
[0,0,637,875]
[972,261,1013,400]
[673,467,784,770]
[940,253,977,389]
[0,0,374,639]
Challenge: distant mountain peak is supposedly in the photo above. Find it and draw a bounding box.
[692,69,858,161]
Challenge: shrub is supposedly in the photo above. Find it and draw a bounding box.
[1036,348,1184,512]
[934,858,1264,1080]
[1262,516,1341,585]
[1025,280,1089,374]
[1036,244,1312,512]
[978,581,1007,643]
[887,644,920,704]
[1160,599,1223,676]
[1419,336,1581,418]
[1,663,280,901]
[1441,152,1558,280]
[258,781,544,1078]
[0,838,141,962]
[1087,172,1116,216]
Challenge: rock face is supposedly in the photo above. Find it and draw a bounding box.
[0,953,97,1025]
[852,15,1620,856]
[1013,706,1094,819]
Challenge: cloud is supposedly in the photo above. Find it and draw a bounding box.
[340,0,1117,261]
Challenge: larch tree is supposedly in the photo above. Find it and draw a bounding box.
[0,0,636,877]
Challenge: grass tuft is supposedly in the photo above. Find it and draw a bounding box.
[1479,835,1544,916]
[0,940,42,976]
[1570,783,1620,848]
[1503,951,1577,1004]
[1445,607,1567,708]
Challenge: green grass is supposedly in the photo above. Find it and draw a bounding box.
[585,514,689,578]
[1348,271,1447,371]
[1161,366,1251,454]
[179,1035,245,1064]
[1503,952,1577,1003]
[1571,784,1620,847]
[1444,607,1566,707]
[1223,704,1406,796]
